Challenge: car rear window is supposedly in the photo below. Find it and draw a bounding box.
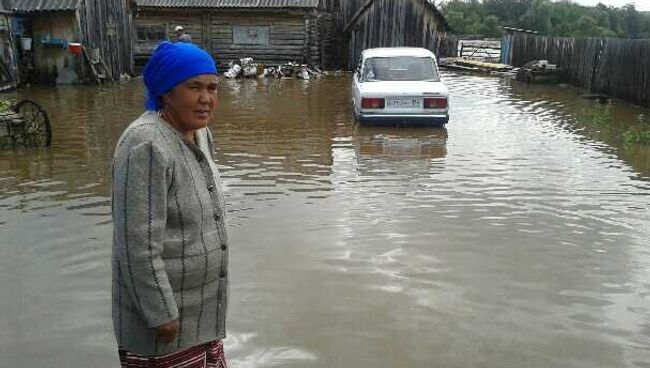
[362,56,439,82]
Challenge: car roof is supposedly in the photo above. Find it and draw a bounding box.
[361,47,436,59]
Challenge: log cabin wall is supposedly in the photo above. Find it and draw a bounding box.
[133,8,323,68]
[132,9,204,69]
[209,10,314,66]
[315,0,343,69]
[311,10,338,68]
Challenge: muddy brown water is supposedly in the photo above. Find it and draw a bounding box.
[1,73,650,367]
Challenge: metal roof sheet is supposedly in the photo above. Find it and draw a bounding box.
[9,0,81,12]
[134,0,319,8]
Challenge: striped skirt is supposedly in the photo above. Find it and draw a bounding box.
[118,340,226,368]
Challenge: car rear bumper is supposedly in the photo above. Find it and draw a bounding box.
[358,113,449,126]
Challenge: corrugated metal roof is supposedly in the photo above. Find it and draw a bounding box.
[134,0,319,8]
[9,0,81,12]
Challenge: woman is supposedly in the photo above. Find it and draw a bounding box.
[111,41,228,368]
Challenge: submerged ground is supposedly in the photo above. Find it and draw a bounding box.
[1,72,650,367]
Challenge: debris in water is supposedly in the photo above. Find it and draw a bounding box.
[222,57,322,80]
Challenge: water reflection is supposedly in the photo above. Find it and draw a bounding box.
[355,126,447,159]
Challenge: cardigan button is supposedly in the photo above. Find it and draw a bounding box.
[220,242,227,251]
[208,185,215,192]
[220,270,227,278]
[213,212,220,221]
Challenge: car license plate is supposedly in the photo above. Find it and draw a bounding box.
[386,98,422,108]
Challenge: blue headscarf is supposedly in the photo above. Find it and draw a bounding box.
[143,41,218,111]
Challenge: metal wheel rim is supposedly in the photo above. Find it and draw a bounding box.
[13,100,51,148]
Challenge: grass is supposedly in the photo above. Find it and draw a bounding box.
[585,105,612,126]
[0,99,12,113]
[581,104,650,145]
[622,126,650,145]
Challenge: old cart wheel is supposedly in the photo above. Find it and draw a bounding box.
[13,99,52,148]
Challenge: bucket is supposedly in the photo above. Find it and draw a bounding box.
[19,37,32,51]
[68,43,82,56]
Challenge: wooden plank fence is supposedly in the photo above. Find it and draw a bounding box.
[510,34,650,107]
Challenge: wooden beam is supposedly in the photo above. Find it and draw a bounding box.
[342,0,377,35]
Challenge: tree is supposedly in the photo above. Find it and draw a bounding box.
[573,15,599,37]
[482,15,502,37]
[465,12,483,35]
[445,10,468,35]
[483,0,532,26]
[550,22,572,37]
[437,0,650,39]
[622,4,642,38]
[518,0,552,34]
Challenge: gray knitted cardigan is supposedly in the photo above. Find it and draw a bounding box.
[111,112,229,356]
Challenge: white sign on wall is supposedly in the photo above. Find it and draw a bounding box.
[233,25,270,45]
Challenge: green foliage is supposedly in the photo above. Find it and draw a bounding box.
[438,0,650,39]
[0,99,12,114]
[482,15,502,37]
[622,126,650,145]
[583,105,612,127]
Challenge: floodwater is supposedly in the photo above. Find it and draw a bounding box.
[1,72,650,368]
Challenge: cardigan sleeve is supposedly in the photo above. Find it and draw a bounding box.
[112,140,179,328]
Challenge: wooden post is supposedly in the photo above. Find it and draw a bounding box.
[303,17,309,64]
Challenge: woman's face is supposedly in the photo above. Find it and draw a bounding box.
[162,74,219,136]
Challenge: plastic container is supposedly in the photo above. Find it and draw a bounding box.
[68,43,82,55]
[89,47,100,62]
[19,37,32,51]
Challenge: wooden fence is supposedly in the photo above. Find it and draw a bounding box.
[79,0,134,80]
[510,34,650,107]
[458,40,501,60]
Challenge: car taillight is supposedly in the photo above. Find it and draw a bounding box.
[423,97,448,109]
[361,98,385,109]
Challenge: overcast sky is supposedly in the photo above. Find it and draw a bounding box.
[565,0,650,11]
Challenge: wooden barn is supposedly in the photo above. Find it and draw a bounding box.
[131,0,333,68]
[332,0,451,68]
[6,0,133,84]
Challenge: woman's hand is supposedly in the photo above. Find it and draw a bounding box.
[156,320,179,343]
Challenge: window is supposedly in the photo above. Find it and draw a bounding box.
[362,57,439,82]
[233,25,270,45]
[136,25,166,42]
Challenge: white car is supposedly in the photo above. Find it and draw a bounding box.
[352,47,449,126]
